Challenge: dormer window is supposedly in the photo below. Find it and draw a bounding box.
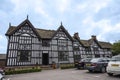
[42,40,50,47]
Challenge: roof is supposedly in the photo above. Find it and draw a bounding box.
[98,41,112,49]
[74,38,112,48]
[6,20,73,40]
[81,40,112,48]
[36,28,56,39]
[6,26,16,35]
[5,19,112,49]
[80,40,90,47]
[6,26,56,39]
[0,54,6,59]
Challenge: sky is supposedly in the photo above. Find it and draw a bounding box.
[0,0,120,53]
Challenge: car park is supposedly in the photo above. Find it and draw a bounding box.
[86,58,110,73]
[107,54,120,76]
[75,58,92,69]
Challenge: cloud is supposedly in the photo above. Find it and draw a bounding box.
[53,0,71,14]
[81,15,120,42]
[0,34,7,53]
[94,0,120,24]
[0,35,4,40]
[1,0,120,53]
[75,0,111,14]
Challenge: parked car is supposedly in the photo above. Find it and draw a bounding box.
[0,68,5,75]
[0,68,5,80]
[0,73,4,80]
[86,58,110,73]
[107,54,120,76]
[76,58,92,69]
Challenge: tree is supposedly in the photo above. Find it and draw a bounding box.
[112,41,120,56]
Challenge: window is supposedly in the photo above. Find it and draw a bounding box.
[73,41,80,51]
[85,48,91,54]
[73,45,79,51]
[95,54,100,57]
[74,54,81,61]
[93,47,98,51]
[93,47,99,54]
[17,34,32,62]
[42,40,50,47]
[58,39,67,51]
[58,51,68,61]
[17,50,31,62]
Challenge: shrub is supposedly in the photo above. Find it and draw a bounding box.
[5,67,42,75]
[60,64,74,69]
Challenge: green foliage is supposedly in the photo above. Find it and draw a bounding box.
[112,41,120,56]
[60,64,74,69]
[5,67,41,75]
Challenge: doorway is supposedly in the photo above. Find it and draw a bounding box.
[42,53,49,65]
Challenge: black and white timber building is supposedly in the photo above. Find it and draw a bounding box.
[5,18,112,67]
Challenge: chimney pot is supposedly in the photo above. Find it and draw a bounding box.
[74,32,80,39]
[91,35,96,40]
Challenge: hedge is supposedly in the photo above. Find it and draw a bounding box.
[5,67,42,75]
[60,64,74,69]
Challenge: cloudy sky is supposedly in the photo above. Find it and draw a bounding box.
[0,0,120,53]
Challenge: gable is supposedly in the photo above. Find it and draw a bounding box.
[73,38,84,47]
[88,39,100,48]
[52,24,73,41]
[14,24,37,37]
[91,40,99,48]
[5,19,41,39]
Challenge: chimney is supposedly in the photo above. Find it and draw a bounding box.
[91,35,96,40]
[74,32,80,39]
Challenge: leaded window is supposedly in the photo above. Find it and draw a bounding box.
[17,50,31,62]
[58,51,68,61]
[17,33,32,62]
[93,47,100,57]
[42,40,50,47]
[93,47,99,54]
[74,52,81,61]
[85,48,91,54]
[58,37,68,51]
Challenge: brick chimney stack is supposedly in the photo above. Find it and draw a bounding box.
[74,32,80,39]
[91,35,96,40]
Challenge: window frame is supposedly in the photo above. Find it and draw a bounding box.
[42,40,50,47]
[58,51,69,61]
[17,50,31,62]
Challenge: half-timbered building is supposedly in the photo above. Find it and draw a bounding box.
[5,19,74,66]
[73,33,112,61]
[5,18,112,67]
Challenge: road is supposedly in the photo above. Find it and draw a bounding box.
[5,69,120,80]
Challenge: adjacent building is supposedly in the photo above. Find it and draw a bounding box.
[5,18,112,67]
[0,54,6,68]
[73,33,112,62]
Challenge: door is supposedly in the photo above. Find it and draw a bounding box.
[42,53,49,65]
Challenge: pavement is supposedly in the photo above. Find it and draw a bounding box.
[4,69,120,80]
